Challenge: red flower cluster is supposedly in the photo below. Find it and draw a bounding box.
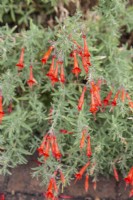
[37,133,62,161]
[45,169,65,200]
[71,35,91,77]
[16,49,37,88]
[75,130,92,191]
[46,58,65,86]
[77,83,133,116]
[41,46,65,86]
[90,80,101,115]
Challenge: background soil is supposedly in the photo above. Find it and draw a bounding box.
[0,154,132,200]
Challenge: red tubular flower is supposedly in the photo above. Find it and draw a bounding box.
[60,129,68,134]
[78,86,87,111]
[90,81,101,107]
[46,56,56,79]
[60,63,66,83]
[43,140,50,159]
[124,167,133,186]
[54,142,62,160]
[59,129,73,135]
[52,178,58,194]
[27,65,37,88]
[16,48,25,70]
[51,135,62,160]
[126,92,131,101]
[37,134,48,156]
[90,92,98,115]
[82,35,91,57]
[72,51,81,77]
[85,174,89,192]
[41,46,54,64]
[113,166,119,182]
[82,56,91,74]
[121,87,125,103]
[102,90,112,107]
[0,92,4,124]
[59,170,65,184]
[51,61,59,86]
[75,161,90,181]
[111,90,120,107]
[45,178,54,199]
[80,129,87,149]
[86,135,92,158]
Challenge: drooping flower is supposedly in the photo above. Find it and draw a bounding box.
[102,90,112,107]
[80,129,87,149]
[75,161,90,181]
[113,166,119,182]
[78,86,87,111]
[82,35,91,57]
[51,61,59,86]
[52,178,58,194]
[51,135,62,160]
[43,140,50,159]
[46,55,56,79]
[37,134,48,156]
[111,90,120,107]
[45,178,54,199]
[124,167,133,186]
[81,56,91,74]
[41,46,54,64]
[72,51,81,77]
[89,92,98,115]
[85,174,89,192]
[0,91,4,124]
[16,48,25,70]
[27,65,37,88]
[59,129,73,134]
[90,81,101,107]
[59,170,65,185]
[86,135,92,158]
[121,87,125,103]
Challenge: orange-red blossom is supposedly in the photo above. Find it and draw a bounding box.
[75,161,90,181]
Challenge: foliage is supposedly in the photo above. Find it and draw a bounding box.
[0,0,133,198]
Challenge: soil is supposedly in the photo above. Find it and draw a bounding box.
[0,154,131,200]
